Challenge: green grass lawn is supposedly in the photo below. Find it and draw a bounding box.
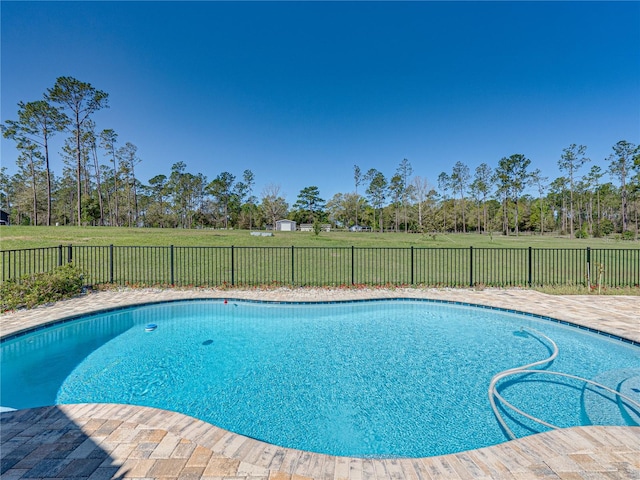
[1,226,638,294]
[1,225,639,250]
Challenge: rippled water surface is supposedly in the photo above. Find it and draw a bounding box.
[2,300,639,457]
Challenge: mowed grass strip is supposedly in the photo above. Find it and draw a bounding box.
[2,227,639,290]
[4,243,638,289]
[2,225,639,250]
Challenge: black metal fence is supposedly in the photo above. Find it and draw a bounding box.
[1,245,639,288]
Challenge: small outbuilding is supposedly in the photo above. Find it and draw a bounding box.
[0,210,9,226]
[299,223,331,232]
[275,219,296,232]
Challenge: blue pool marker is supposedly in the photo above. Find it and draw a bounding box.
[145,323,158,332]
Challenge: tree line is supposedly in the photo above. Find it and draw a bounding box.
[2,77,640,238]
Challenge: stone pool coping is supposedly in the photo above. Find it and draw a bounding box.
[1,287,639,479]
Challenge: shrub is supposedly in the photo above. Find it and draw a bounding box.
[313,219,322,236]
[574,226,588,239]
[600,219,615,236]
[621,230,636,241]
[0,263,85,312]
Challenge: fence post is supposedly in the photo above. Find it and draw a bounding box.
[67,244,73,264]
[109,244,114,283]
[58,245,63,266]
[528,246,532,287]
[291,245,295,286]
[231,245,235,286]
[170,245,175,285]
[411,246,414,285]
[586,246,591,288]
[469,246,473,287]
[351,246,355,285]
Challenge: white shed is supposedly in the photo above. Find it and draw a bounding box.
[276,219,296,231]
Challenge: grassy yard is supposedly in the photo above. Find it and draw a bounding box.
[1,225,639,250]
[1,226,638,295]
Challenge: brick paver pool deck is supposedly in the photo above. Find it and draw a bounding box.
[1,287,639,479]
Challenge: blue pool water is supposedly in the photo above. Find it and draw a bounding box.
[1,299,639,458]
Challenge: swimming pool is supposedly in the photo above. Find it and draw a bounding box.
[1,299,639,458]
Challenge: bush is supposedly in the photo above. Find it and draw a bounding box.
[0,263,85,312]
[621,230,636,241]
[600,219,615,236]
[574,226,589,239]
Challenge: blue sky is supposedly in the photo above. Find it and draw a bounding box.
[2,1,639,203]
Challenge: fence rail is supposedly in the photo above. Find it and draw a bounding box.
[1,245,639,288]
